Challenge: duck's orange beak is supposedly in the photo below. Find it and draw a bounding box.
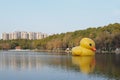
[91,47,96,51]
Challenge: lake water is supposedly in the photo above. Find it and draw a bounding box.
[0,51,120,80]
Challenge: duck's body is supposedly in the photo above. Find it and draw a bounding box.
[72,38,96,56]
[72,46,95,56]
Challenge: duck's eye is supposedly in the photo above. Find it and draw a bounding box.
[89,43,92,46]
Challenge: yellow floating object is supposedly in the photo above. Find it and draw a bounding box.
[72,38,96,56]
[72,56,95,74]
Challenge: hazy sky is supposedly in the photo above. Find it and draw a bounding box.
[0,0,120,35]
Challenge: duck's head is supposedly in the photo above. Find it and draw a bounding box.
[80,38,96,51]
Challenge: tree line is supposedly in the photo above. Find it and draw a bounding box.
[0,23,120,52]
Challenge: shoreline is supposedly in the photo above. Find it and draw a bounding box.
[0,49,119,54]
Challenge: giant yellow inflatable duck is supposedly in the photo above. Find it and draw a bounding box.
[72,38,96,56]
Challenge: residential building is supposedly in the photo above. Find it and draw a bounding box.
[2,33,9,40]
[1,31,48,40]
[21,31,28,39]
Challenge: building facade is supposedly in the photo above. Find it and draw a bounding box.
[2,31,48,40]
[21,31,28,39]
[2,33,9,40]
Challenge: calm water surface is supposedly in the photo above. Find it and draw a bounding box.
[0,51,120,80]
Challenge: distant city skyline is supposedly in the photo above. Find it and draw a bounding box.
[0,0,119,37]
[2,31,48,40]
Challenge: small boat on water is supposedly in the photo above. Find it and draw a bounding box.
[115,48,120,54]
[8,49,31,52]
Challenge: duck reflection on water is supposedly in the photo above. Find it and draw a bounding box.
[72,56,95,74]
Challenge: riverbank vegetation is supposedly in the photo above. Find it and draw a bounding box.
[0,23,120,53]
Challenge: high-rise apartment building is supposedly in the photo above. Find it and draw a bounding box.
[2,31,48,40]
[28,32,36,40]
[13,31,21,39]
[2,33,9,40]
[36,32,43,39]
[9,33,14,40]
[21,31,28,39]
